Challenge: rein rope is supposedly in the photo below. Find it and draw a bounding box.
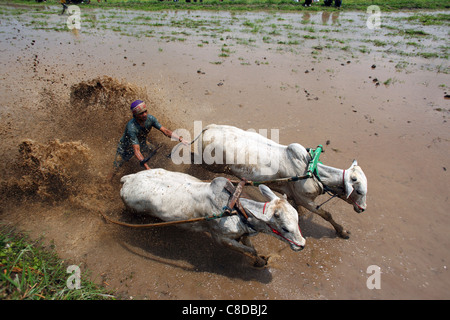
[100,210,218,228]
[100,205,238,228]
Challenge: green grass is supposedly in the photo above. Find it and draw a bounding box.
[394,13,450,26]
[0,225,114,300]
[4,0,450,12]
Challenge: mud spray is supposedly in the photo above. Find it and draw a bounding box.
[0,75,194,216]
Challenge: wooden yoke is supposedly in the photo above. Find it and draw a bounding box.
[224,179,248,219]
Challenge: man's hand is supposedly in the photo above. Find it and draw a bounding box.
[160,126,190,146]
[133,144,151,170]
[179,137,190,146]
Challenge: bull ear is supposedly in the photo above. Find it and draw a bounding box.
[244,206,271,223]
[345,183,354,199]
[344,171,354,199]
[344,160,358,198]
[258,184,279,201]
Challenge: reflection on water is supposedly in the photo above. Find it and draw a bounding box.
[321,11,340,24]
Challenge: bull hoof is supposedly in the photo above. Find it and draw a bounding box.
[338,230,351,239]
[253,256,268,268]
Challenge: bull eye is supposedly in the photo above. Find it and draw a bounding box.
[351,177,357,182]
[356,190,363,195]
[282,227,289,233]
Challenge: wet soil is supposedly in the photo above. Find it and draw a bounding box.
[0,5,449,299]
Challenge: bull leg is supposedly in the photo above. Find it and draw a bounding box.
[240,236,271,266]
[212,234,267,267]
[239,235,254,249]
[299,201,350,239]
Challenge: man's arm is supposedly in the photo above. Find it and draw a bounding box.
[159,126,189,145]
[132,144,150,170]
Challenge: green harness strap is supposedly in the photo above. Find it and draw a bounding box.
[307,145,323,180]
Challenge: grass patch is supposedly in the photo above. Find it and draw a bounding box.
[0,225,114,300]
[419,52,440,59]
[397,13,450,26]
[404,29,430,36]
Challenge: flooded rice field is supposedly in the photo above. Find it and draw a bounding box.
[0,4,449,300]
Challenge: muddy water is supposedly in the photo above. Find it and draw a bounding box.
[0,5,449,299]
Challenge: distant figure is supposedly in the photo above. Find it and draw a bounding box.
[60,0,68,15]
[304,0,320,6]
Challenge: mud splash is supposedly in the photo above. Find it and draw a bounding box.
[0,75,173,210]
[0,72,205,209]
[65,76,149,143]
[66,76,182,171]
[17,139,91,200]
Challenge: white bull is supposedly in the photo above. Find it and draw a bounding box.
[120,168,305,267]
[195,124,368,239]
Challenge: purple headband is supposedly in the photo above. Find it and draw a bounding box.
[130,100,147,115]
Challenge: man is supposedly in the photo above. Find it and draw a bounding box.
[60,0,68,15]
[109,100,188,179]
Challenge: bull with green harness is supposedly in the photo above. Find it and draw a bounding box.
[193,124,368,239]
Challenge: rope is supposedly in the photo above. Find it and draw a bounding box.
[100,207,236,229]
[167,127,208,158]
[315,193,338,210]
[222,175,310,187]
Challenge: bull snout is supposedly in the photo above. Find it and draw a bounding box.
[348,196,366,213]
[289,237,306,251]
[353,204,366,213]
[291,244,305,252]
